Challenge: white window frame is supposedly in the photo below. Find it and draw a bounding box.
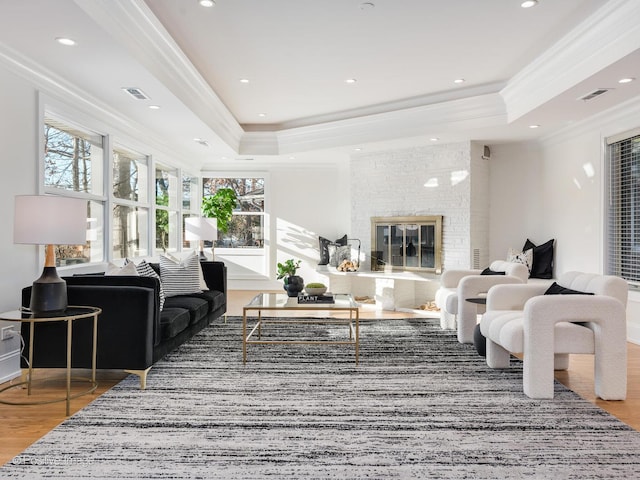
[605,126,640,288]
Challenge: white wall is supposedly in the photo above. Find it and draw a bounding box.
[490,96,640,343]
[0,65,42,381]
[489,142,545,261]
[350,141,489,271]
[220,162,352,290]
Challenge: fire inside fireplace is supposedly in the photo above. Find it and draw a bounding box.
[370,215,442,273]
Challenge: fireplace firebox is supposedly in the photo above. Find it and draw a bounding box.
[370,215,442,273]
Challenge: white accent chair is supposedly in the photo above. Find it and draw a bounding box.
[480,272,628,399]
[434,260,529,344]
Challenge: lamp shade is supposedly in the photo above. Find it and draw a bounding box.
[14,195,87,245]
[185,217,218,242]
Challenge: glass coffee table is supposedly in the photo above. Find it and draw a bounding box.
[242,293,360,364]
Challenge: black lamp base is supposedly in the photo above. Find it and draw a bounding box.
[30,266,68,315]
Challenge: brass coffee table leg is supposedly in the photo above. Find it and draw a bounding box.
[242,310,247,364]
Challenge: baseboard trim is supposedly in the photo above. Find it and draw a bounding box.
[0,350,21,384]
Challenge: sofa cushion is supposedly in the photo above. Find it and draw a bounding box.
[185,289,225,313]
[159,308,191,341]
[163,296,209,325]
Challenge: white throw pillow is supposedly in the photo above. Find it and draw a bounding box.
[160,252,202,297]
[507,248,533,273]
[106,261,139,276]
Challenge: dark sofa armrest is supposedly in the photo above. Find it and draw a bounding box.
[201,261,227,293]
[21,284,157,370]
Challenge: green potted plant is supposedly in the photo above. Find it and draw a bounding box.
[277,259,304,297]
[201,188,238,258]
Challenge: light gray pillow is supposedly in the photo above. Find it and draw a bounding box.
[328,244,351,267]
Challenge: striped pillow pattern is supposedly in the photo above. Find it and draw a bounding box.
[159,253,202,297]
[134,260,165,311]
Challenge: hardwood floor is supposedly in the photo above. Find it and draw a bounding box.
[1,289,639,466]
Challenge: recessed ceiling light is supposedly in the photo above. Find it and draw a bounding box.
[239,78,250,84]
[529,124,540,129]
[453,78,465,84]
[354,147,362,152]
[619,77,635,84]
[148,105,161,110]
[430,138,439,142]
[360,2,375,10]
[521,0,538,8]
[258,113,266,118]
[199,0,215,7]
[55,37,76,46]
[345,78,357,84]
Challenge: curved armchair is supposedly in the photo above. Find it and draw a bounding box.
[480,272,628,399]
[434,260,528,343]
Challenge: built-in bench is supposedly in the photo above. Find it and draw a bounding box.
[318,267,439,311]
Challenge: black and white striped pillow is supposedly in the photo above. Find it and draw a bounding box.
[159,253,202,297]
[133,260,165,311]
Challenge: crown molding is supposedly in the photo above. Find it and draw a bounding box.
[74,0,244,152]
[269,93,507,155]
[500,0,640,122]
[0,42,204,172]
[537,94,640,148]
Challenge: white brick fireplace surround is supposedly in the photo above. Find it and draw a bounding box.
[339,141,490,310]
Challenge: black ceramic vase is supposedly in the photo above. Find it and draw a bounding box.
[284,275,304,297]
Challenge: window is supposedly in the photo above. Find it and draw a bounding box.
[202,177,265,248]
[155,164,178,253]
[44,117,105,266]
[606,129,640,285]
[182,174,199,249]
[44,119,103,195]
[113,147,148,202]
[112,145,149,260]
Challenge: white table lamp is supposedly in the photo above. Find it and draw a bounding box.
[14,195,87,314]
[185,217,218,261]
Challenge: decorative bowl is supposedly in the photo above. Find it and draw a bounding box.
[305,286,327,296]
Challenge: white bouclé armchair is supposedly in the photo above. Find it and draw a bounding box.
[434,260,529,344]
[480,272,628,399]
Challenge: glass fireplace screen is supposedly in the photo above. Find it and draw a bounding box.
[370,215,442,273]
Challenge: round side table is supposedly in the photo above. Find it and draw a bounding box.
[0,306,101,416]
[466,297,487,357]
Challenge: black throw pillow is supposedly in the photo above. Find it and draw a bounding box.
[523,238,554,279]
[480,267,505,276]
[544,282,593,295]
[318,234,348,265]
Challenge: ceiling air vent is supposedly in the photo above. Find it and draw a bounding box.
[578,88,610,101]
[122,87,149,100]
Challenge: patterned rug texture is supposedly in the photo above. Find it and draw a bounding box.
[2,316,640,479]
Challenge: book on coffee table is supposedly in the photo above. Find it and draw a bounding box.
[297,293,335,304]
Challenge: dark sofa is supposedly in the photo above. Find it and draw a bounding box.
[21,261,227,388]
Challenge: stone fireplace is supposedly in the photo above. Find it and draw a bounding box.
[370,215,443,273]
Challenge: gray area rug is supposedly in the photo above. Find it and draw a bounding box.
[2,317,639,479]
